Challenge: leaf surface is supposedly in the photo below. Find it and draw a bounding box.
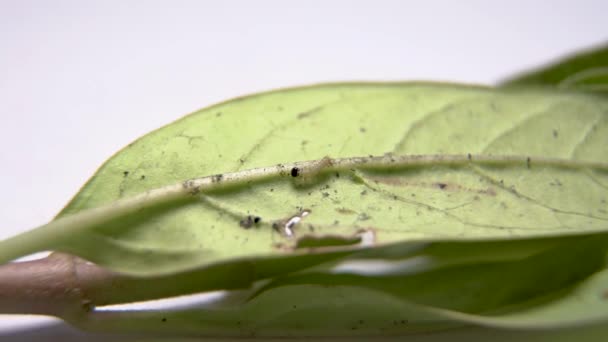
[1,83,607,277]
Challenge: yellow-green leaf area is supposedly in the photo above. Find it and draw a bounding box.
[13,83,608,274]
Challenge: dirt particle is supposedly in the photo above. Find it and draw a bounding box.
[140,175,146,180]
[359,127,367,133]
[216,112,222,117]
[123,171,129,177]
[212,174,224,183]
[182,179,201,195]
[553,129,558,138]
[526,157,531,169]
[360,190,367,196]
[467,153,472,160]
[357,213,371,221]
[335,207,356,215]
[549,179,562,186]
[270,188,274,192]
[291,167,300,177]
[161,318,167,322]
[437,183,447,190]
[239,215,261,229]
[335,172,340,178]
[296,105,323,120]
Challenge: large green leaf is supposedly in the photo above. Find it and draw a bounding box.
[501,43,608,94]
[1,82,608,337]
[0,83,607,278]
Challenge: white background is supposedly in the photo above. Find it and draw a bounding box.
[0,0,606,340]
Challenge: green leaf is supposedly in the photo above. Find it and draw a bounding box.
[1,82,607,338]
[69,235,608,337]
[250,234,608,326]
[501,43,608,94]
[1,83,607,278]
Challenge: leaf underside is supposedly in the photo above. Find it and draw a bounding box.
[52,83,608,274]
[3,82,608,336]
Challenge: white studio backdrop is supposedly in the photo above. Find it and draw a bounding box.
[0,0,606,339]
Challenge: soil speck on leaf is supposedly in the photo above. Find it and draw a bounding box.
[335,207,356,215]
[357,213,371,221]
[240,215,261,229]
[182,179,201,195]
[291,167,300,177]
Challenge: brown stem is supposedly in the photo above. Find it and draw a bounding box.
[0,253,99,318]
[0,252,255,319]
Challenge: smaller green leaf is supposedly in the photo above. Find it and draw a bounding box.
[72,285,454,337]
[501,43,608,94]
[253,234,608,321]
[68,234,608,337]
